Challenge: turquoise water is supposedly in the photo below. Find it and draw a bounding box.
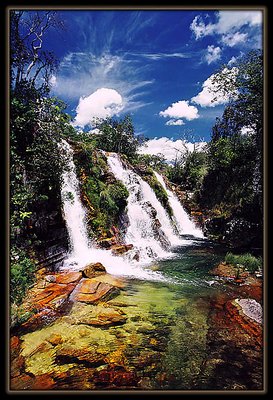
[18,239,262,390]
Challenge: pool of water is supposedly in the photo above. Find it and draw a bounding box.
[17,240,263,391]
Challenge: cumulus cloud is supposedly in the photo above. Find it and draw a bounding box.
[191,67,238,107]
[205,45,221,64]
[190,15,215,39]
[166,119,185,126]
[138,137,206,163]
[221,32,248,47]
[190,11,262,51]
[72,88,123,128]
[159,100,199,122]
[190,11,262,39]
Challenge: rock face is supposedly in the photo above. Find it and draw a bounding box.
[111,244,133,255]
[74,280,119,304]
[81,262,106,278]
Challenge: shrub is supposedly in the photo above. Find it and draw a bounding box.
[10,248,36,304]
[225,252,262,273]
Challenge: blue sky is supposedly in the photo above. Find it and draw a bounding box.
[31,9,262,148]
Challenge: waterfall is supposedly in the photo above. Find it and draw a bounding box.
[107,153,185,263]
[60,141,167,281]
[60,140,90,260]
[153,171,204,238]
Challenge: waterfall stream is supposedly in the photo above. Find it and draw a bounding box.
[153,171,204,238]
[60,143,204,280]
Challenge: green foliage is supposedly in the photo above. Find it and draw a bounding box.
[95,115,143,159]
[168,150,207,190]
[74,144,129,234]
[132,153,167,170]
[225,252,262,273]
[10,247,36,304]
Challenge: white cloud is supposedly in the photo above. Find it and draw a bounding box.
[227,56,237,66]
[72,88,123,128]
[138,137,206,163]
[190,15,215,39]
[190,11,262,39]
[221,31,248,47]
[205,45,221,64]
[191,67,238,107]
[190,11,262,51]
[216,11,262,34]
[159,100,199,121]
[166,119,185,126]
[51,52,153,114]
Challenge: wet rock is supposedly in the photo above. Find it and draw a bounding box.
[97,237,118,249]
[55,271,82,284]
[81,262,106,278]
[56,346,105,367]
[74,307,127,327]
[10,336,21,360]
[75,281,119,304]
[11,355,25,378]
[45,275,57,283]
[10,372,55,390]
[52,367,95,390]
[93,367,139,388]
[111,244,134,255]
[47,333,64,346]
[92,273,126,289]
[26,283,76,310]
[20,309,58,332]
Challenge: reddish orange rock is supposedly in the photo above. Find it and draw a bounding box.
[75,282,119,304]
[55,272,82,284]
[77,279,100,294]
[10,373,55,390]
[28,283,76,309]
[225,300,262,347]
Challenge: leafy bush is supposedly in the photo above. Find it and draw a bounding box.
[10,247,36,304]
[225,252,262,273]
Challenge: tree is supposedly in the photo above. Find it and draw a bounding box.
[10,10,63,92]
[95,115,143,158]
[198,50,263,246]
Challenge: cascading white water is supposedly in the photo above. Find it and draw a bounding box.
[153,171,204,238]
[107,153,185,263]
[60,141,168,281]
[60,140,90,260]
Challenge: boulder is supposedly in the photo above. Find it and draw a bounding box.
[98,237,117,248]
[81,262,106,278]
[75,281,119,304]
[111,244,133,255]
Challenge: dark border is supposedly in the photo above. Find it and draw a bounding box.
[5,3,268,396]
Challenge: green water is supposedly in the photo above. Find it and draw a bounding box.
[18,240,262,390]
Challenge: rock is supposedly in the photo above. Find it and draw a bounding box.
[234,298,262,324]
[20,309,57,332]
[92,273,126,289]
[27,283,76,310]
[55,272,82,284]
[10,373,55,390]
[45,275,57,283]
[75,306,127,327]
[47,333,64,346]
[10,336,21,360]
[81,262,106,278]
[77,279,100,294]
[10,355,25,378]
[111,244,133,255]
[55,346,105,367]
[75,281,119,304]
[97,237,117,249]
